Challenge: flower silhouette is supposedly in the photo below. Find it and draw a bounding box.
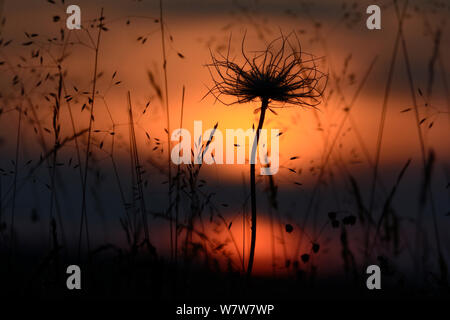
[206,32,327,277]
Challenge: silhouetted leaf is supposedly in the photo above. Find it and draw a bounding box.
[312,243,320,253]
[328,211,337,220]
[301,254,310,263]
[343,215,356,226]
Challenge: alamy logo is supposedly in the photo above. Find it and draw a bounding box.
[170,121,279,175]
[66,265,81,290]
[366,5,381,30]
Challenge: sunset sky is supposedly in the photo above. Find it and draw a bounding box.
[0,0,449,275]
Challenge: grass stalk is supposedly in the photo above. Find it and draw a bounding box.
[366,0,407,261]
[127,91,150,248]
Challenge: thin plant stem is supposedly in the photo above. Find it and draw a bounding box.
[127,91,150,247]
[175,86,185,265]
[247,97,269,278]
[241,173,248,272]
[79,8,104,258]
[0,176,2,235]
[159,0,173,260]
[292,56,378,263]
[367,0,407,262]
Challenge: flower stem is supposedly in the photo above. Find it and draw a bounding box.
[247,97,269,278]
